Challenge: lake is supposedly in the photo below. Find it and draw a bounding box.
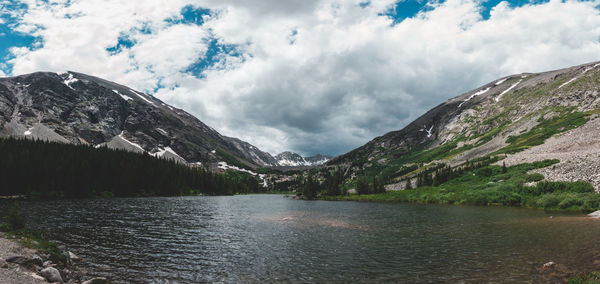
[5,195,600,283]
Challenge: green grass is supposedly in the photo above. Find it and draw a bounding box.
[323,160,600,212]
[569,272,600,284]
[498,109,589,154]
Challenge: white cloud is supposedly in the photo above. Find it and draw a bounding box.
[6,0,600,155]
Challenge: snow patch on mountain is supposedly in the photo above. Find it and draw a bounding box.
[113,89,132,101]
[63,73,78,89]
[495,79,522,102]
[495,78,508,85]
[118,131,145,152]
[129,89,155,106]
[458,87,490,108]
[419,125,434,138]
[558,77,578,89]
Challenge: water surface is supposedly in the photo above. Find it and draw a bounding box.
[5,195,600,283]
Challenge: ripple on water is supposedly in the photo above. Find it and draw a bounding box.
[3,196,600,283]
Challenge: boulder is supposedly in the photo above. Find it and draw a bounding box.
[43,260,53,267]
[588,210,600,218]
[5,255,28,264]
[40,267,63,283]
[31,254,44,266]
[81,277,109,284]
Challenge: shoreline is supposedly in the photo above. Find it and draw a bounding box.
[317,191,600,213]
[0,231,106,284]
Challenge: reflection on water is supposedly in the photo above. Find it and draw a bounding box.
[3,195,600,283]
[253,211,369,230]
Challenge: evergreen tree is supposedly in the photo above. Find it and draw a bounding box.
[356,177,369,195]
[405,179,412,190]
[0,137,261,198]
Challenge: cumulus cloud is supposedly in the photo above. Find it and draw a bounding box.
[5,0,600,156]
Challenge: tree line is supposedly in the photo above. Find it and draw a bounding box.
[0,137,260,198]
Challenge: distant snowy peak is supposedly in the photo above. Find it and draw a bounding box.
[275,151,332,167]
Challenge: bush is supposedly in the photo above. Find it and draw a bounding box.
[476,167,493,177]
[558,196,583,209]
[525,173,544,182]
[522,181,595,196]
[535,194,561,208]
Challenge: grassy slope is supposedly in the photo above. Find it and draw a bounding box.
[324,160,600,212]
[326,108,600,211]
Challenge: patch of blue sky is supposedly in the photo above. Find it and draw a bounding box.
[105,22,153,55]
[479,0,550,20]
[106,34,136,55]
[382,0,441,24]
[383,0,552,24]
[166,5,211,26]
[0,3,42,75]
[184,38,243,78]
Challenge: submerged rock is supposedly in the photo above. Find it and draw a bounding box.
[40,267,63,283]
[68,251,81,262]
[81,277,109,284]
[542,262,556,269]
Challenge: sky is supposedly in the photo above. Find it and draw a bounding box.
[1,0,600,156]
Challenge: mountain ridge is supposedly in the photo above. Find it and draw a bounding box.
[0,71,286,169]
[275,151,332,167]
[326,60,600,191]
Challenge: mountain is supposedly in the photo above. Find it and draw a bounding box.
[275,151,332,167]
[327,60,600,190]
[0,71,278,169]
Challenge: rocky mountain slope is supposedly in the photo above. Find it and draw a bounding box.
[327,60,600,190]
[275,151,332,167]
[0,71,279,169]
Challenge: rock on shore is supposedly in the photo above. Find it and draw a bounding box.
[0,232,103,283]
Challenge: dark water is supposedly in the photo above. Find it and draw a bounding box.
[4,195,600,283]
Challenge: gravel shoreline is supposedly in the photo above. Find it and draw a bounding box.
[0,232,47,283]
[0,232,107,284]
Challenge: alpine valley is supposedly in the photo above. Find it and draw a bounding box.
[306,60,600,212]
[4,60,600,209]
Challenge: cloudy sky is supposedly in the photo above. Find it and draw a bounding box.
[1,0,600,156]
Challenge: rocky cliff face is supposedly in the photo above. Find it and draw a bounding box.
[0,71,278,168]
[328,61,600,190]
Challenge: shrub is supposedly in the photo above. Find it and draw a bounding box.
[525,173,544,182]
[476,167,493,177]
[558,196,584,209]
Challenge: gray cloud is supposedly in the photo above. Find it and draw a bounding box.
[7,0,600,156]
